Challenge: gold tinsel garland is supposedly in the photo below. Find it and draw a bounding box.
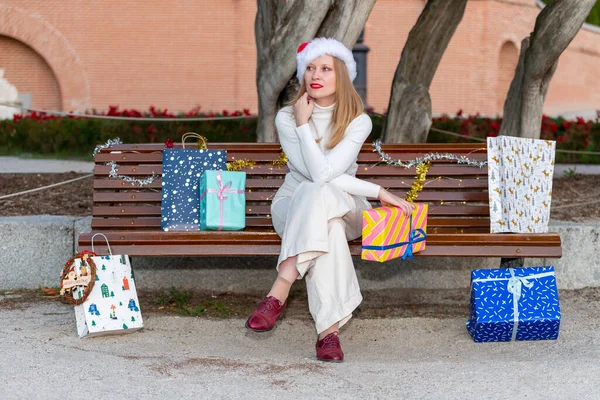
[404,161,432,202]
[227,149,288,171]
[227,149,433,201]
[96,134,438,201]
[227,159,257,171]
[372,139,487,202]
[271,150,288,167]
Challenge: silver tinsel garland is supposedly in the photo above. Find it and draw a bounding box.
[93,137,123,156]
[93,137,157,186]
[372,139,488,169]
[105,161,158,187]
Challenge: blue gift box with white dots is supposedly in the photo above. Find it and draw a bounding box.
[466,266,560,342]
[161,148,227,231]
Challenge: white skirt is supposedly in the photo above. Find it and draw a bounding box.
[271,181,371,334]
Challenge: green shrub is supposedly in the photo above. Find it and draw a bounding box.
[425,111,600,164]
[1,106,599,163]
[1,107,257,159]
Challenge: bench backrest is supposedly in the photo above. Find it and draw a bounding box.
[93,142,490,234]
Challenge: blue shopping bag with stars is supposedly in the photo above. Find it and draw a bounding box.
[161,133,227,231]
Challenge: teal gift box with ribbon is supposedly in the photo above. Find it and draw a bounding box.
[467,266,560,342]
[199,170,246,231]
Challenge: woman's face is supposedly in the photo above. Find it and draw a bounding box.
[304,55,336,107]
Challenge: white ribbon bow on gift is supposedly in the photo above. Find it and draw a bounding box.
[472,268,555,341]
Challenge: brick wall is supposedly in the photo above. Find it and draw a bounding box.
[0,35,62,110]
[0,0,598,116]
[367,0,600,116]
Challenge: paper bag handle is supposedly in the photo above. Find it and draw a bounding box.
[91,233,113,256]
[182,132,208,150]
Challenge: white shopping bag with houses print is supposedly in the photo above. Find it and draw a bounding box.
[74,234,143,338]
[487,136,555,233]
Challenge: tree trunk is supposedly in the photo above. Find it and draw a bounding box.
[255,0,375,142]
[500,0,596,138]
[381,0,467,144]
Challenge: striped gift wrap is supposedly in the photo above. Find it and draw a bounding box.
[361,203,428,262]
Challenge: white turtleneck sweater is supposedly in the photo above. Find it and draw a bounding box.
[274,103,381,199]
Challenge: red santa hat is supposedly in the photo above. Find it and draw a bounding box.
[296,38,357,84]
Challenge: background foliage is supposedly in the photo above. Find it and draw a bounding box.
[1,106,598,163]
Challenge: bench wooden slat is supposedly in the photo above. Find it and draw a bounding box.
[82,243,562,258]
[78,231,561,258]
[94,151,488,164]
[93,191,490,203]
[95,142,488,165]
[93,176,488,190]
[92,205,272,216]
[100,142,488,153]
[92,174,488,189]
[92,205,491,217]
[93,164,487,178]
[95,163,490,176]
[91,217,492,230]
[79,231,561,245]
[353,165,487,176]
[89,221,490,235]
[95,164,489,178]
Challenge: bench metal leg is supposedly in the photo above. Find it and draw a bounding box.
[500,257,524,268]
[129,257,136,280]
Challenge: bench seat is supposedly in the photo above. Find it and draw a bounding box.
[78,142,562,261]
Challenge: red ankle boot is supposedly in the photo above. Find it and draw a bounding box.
[316,332,344,362]
[245,296,286,332]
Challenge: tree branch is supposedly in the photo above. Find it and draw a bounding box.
[501,0,595,139]
[397,0,468,87]
[499,38,529,137]
[255,0,374,142]
[382,0,467,143]
[317,0,375,46]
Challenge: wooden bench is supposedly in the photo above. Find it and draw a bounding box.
[78,142,562,267]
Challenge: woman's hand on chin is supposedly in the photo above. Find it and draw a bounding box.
[378,188,416,216]
[293,92,314,126]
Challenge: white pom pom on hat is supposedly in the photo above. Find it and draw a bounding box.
[296,38,357,84]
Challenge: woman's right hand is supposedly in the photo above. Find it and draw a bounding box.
[378,187,416,216]
[293,92,314,126]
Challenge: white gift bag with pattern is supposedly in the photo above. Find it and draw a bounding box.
[74,234,143,338]
[487,137,555,233]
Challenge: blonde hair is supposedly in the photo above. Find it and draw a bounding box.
[290,57,364,150]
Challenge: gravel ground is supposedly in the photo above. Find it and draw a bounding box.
[1,288,599,399]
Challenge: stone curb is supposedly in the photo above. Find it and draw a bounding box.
[0,216,598,291]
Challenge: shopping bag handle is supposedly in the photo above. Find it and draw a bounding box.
[181,132,208,150]
[91,233,113,256]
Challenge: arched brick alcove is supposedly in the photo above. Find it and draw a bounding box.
[0,5,91,111]
[497,41,519,114]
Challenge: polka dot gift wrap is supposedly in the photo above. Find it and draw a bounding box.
[161,148,227,231]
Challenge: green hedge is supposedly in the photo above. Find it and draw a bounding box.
[1,108,258,159]
[1,107,598,163]
[424,112,600,164]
